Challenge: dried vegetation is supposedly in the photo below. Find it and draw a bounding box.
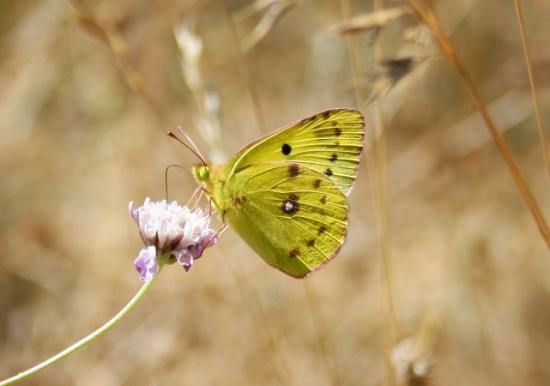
[1,1,550,385]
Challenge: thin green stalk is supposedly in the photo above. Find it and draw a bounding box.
[0,271,160,386]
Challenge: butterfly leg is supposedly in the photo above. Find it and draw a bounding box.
[207,194,229,236]
[216,222,229,236]
[200,186,225,218]
[186,186,204,208]
[191,191,227,262]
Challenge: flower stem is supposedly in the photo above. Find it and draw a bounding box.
[0,272,160,386]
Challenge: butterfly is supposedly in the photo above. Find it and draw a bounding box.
[190,109,365,278]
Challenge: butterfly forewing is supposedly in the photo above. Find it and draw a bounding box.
[221,163,348,277]
[225,109,365,195]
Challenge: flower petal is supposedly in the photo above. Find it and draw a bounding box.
[175,250,194,272]
[128,201,140,222]
[134,246,158,282]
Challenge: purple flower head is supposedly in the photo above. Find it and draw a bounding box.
[129,198,217,281]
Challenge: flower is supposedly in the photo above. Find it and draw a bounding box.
[129,198,218,281]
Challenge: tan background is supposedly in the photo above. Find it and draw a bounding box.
[1,1,550,385]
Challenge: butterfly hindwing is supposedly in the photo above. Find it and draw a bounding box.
[221,163,348,277]
[224,109,365,195]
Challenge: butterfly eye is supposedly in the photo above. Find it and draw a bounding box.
[194,165,210,181]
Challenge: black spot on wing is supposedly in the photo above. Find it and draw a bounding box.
[325,168,333,177]
[282,143,292,155]
[330,153,338,162]
[289,248,300,258]
[282,195,299,215]
[313,179,321,189]
[289,164,300,177]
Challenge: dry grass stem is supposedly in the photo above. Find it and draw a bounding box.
[220,246,292,384]
[4,2,550,385]
[328,7,409,36]
[372,2,399,386]
[405,0,550,252]
[374,102,398,386]
[236,0,299,52]
[338,0,399,385]
[513,0,550,184]
[389,90,537,195]
[174,18,225,163]
[69,1,165,124]
[303,282,342,386]
[234,0,286,21]
[222,0,266,135]
[338,0,367,106]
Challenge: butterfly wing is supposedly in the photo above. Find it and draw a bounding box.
[221,162,348,278]
[224,109,365,195]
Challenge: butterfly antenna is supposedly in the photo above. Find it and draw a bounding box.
[176,127,207,166]
[167,130,207,165]
[164,164,186,202]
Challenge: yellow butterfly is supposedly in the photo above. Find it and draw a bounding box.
[191,109,364,278]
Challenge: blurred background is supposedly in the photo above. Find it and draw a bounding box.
[1,0,550,385]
